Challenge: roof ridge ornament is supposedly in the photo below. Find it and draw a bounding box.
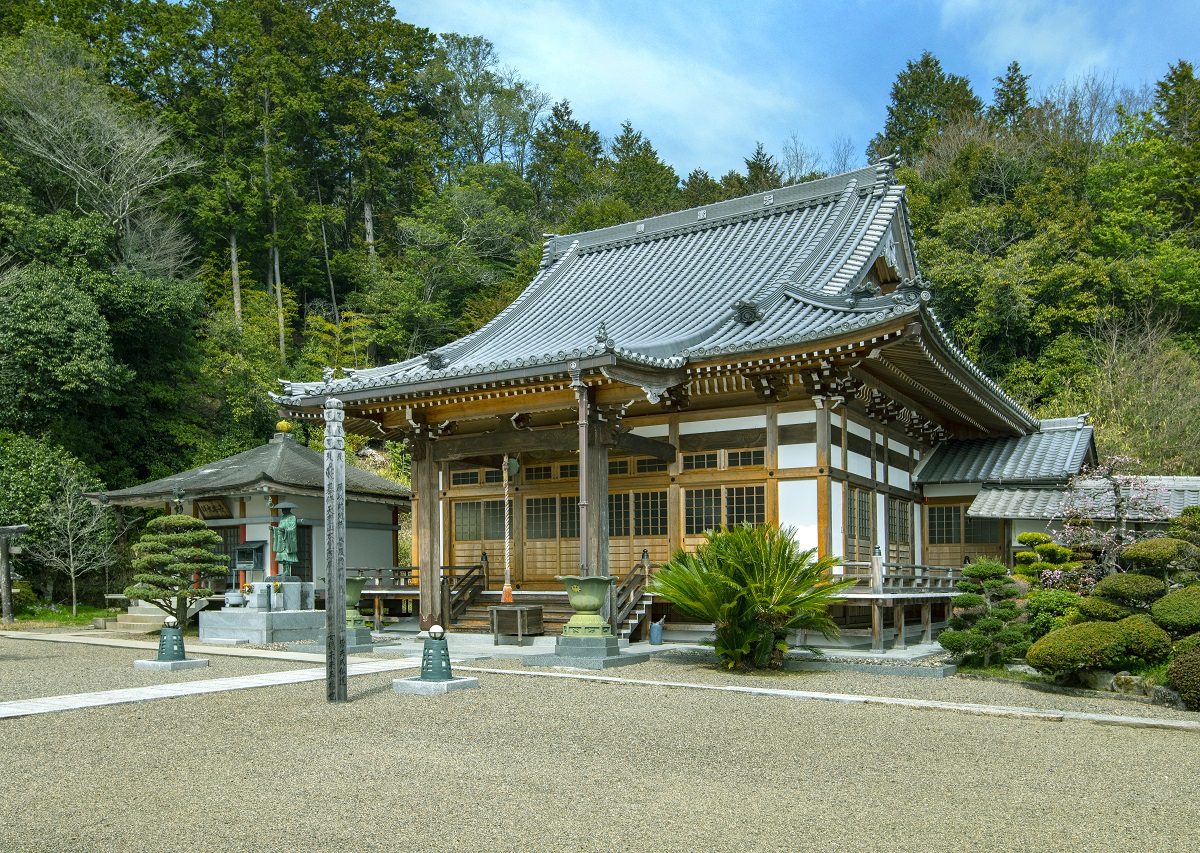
[424,351,447,370]
[595,321,614,350]
[873,155,898,197]
[892,275,932,309]
[732,299,763,325]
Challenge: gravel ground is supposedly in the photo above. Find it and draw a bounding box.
[2,637,1199,851]
[463,650,1200,722]
[0,637,313,702]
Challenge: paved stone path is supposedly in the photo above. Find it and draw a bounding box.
[0,658,417,719]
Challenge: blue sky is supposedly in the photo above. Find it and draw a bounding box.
[394,0,1199,178]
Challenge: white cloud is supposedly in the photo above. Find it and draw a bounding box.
[398,0,833,175]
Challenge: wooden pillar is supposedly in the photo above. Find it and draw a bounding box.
[870,600,883,651]
[667,417,682,555]
[921,602,932,644]
[411,433,442,629]
[816,404,832,557]
[585,414,610,576]
[893,602,906,649]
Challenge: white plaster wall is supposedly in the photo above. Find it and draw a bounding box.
[777,480,818,551]
[778,410,816,425]
[831,413,842,427]
[630,423,670,438]
[847,451,872,479]
[876,492,887,548]
[778,442,816,467]
[679,415,767,434]
[846,419,871,439]
[889,467,911,489]
[888,437,909,454]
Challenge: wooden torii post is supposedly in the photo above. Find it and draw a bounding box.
[1,524,30,625]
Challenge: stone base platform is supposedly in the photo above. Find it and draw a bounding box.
[291,626,374,655]
[393,675,480,695]
[526,635,650,670]
[134,658,209,671]
[198,609,325,645]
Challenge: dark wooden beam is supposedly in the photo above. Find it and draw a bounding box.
[609,429,677,462]
[430,427,577,461]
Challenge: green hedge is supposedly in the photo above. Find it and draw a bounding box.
[1117,615,1172,664]
[1017,532,1052,547]
[1092,573,1167,607]
[1167,652,1200,711]
[1174,632,1200,657]
[1121,538,1198,577]
[1026,622,1127,674]
[1150,586,1200,636]
[1077,595,1134,622]
[1026,589,1082,619]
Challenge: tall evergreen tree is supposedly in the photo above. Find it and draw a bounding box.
[868,51,982,165]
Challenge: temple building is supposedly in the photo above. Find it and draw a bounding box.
[275,161,1090,646]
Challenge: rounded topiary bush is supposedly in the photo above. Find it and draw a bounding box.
[1026,589,1082,619]
[1093,573,1167,607]
[1025,622,1127,674]
[1117,615,1172,663]
[1076,595,1134,622]
[1014,551,1037,566]
[1017,532,1052,548]
[1174,632,1200,657]
[1167,651,1200,711]
[1121,537,1198,578]
[1150,586,1200,636]
[1034,542,1073,564]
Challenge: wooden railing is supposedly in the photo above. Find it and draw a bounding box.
[441,553,488,624]
[348,566,417,588]
[609,549,652,633]
[839,561,962,592]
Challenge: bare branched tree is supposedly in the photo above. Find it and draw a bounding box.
[781,133,823,183]
[23,466,126,617]
[0,26,199,271]
[828,134,856,173]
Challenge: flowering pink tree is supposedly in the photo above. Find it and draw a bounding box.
[1052,456,1169,574]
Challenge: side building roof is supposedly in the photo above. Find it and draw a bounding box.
[94,434,410,507]
[915,416,1095,486]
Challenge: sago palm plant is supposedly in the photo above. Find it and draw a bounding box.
[649,524,853,669]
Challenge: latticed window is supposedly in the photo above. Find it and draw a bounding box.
[609,493,630,537]
[451,470,479,486]
[454,501,482,540]
[965,515,999,544]
[559,496,580,538]
[725,486,765,527]
[633,491,668,536]
[887,498,910,544]
[684,488,722,534]
[609,459,629,476]
[636,458,668,474]
[484,469,504,484]
[858,490,871,542]
[483,500,505,540]
[525,497,556,539]
[927,506,961,545]
[682,452,718,470]
[559,463,579,479]
[728,449,765,467]
[525,465,552,482]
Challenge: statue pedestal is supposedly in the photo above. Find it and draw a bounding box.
[526,635,649,670]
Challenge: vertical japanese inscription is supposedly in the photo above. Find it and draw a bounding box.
[324,397,348,702]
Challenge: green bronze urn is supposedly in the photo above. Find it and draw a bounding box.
[345,576,368,629]
[555,574,615,636]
